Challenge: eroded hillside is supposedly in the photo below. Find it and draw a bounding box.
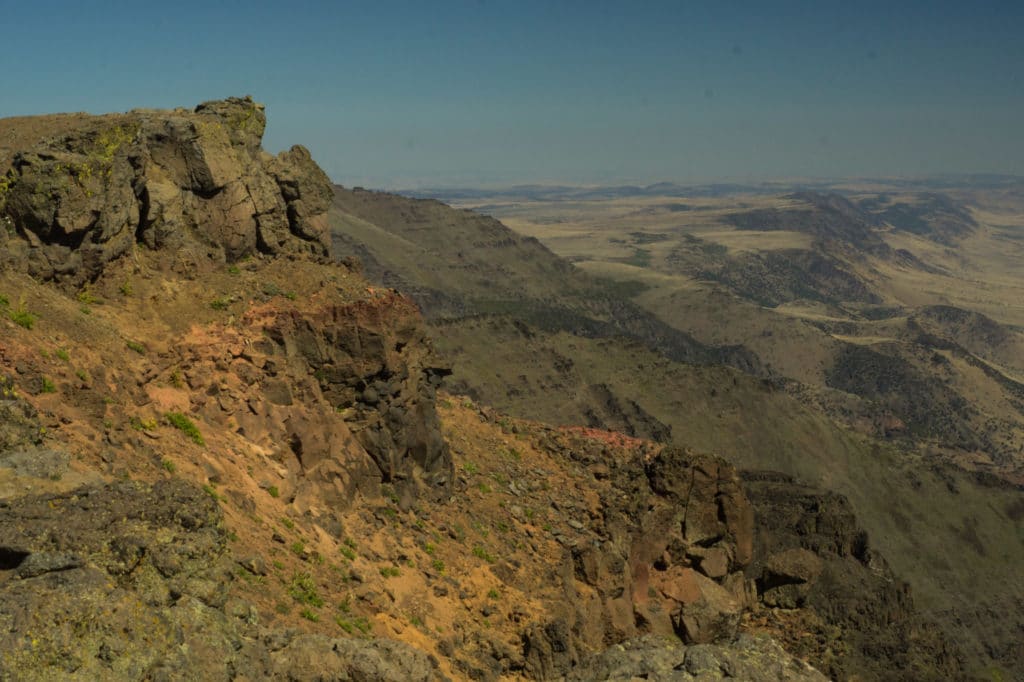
[0,98,896,681]
[331,181,1024,679]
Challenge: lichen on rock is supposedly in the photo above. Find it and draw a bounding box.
[0,96,333,285]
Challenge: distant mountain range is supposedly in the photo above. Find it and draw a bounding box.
[399,174,1024,203]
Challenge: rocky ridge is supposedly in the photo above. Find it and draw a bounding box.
[1,96,332,285]
[0,98,968,681]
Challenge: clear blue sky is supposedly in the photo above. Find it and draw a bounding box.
[2,0,1021,188]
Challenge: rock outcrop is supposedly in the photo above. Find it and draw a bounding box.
[567,634,828,682]
[742,470,966,681]
[0,97,332,285]
[0,477,441,681]
[520,435,758,677]
[174,286,453,508]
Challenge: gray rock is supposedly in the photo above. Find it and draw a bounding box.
[15,551,83,578]
[567,634,829,681]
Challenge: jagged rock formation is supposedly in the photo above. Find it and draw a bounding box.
[177,287,454,507]
[0,96,332,285]
[742,471,966,681]
[516,433,759,678]
[0,98,452,505]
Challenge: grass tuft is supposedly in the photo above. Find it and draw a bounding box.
[166,412,204,445]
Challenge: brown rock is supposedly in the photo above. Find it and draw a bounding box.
[764,547,824,585]
[659,566,702,604]
[672,572,743,645]
[695,546,730,579]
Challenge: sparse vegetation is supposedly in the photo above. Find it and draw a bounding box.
[267,485,280,498]
[76,287,98,305]
[288,572,324,607]
[130,416,158,431]
[161,459,176,474]
[40,377,56,393]
[165,412,204,445]
[9,302,36,329]
[335,615,372,634]
[126,340,146,354]
[472,545,495,563]
[202,484,221,502]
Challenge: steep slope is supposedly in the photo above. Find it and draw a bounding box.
[0,99,853,682]
[348,184,1024,679]
[331,187,760,374]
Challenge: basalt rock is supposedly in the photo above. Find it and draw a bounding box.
[567,633,828,682]
[0,97,332,285]
[0,479,442,681]
[549,441,756,655]
[742,470,966,681]
[175,289,453,510]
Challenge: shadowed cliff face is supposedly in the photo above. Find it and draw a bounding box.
[0,97,332,285]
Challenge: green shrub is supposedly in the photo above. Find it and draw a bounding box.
[166,412,204,445]
[267,485,280,498]
[288,572,324,607]
[202,484,221,502]
[55,348,70,362]
[126,340,145,354]
[161,459,177,474]
[335,615,372,634]
[472,545,495,563]
[9,306,36,329]
[40,377,56,393]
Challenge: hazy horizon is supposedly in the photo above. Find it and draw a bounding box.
[3,1,1022,189]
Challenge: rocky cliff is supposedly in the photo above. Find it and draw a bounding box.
[0,98,941,681]
[1,96,331,285]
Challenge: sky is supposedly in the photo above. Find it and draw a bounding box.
[1,0,1022,188]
